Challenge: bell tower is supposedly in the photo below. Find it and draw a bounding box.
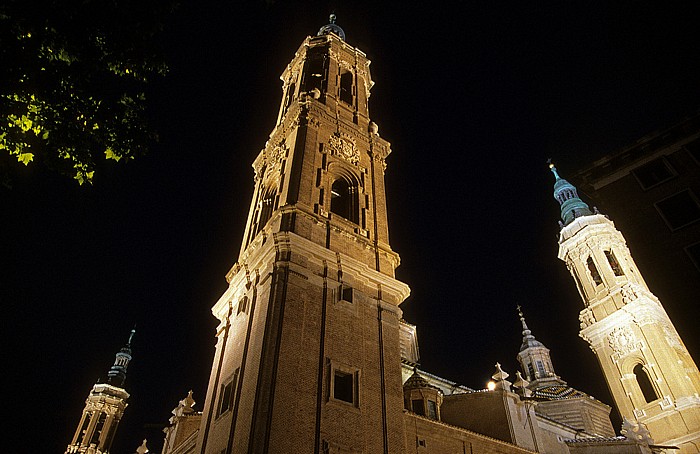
[196,16,410,454]
[551,163,700,452]
[65,330,135,454]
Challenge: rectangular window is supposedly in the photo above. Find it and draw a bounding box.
[217,369,239,417]
[655,189,700,230]
[427,400,438,420]
[686,242,700,272]
[334,370,354,404]
[587,257,603,285]
[685,138,700,163]
[330,363,359,407]
[237,296,248,315]
[412,399,425,416]
[339,285,353,303]
[536,360,546,377]
[632,157,676,189]
[605,250,624,276]
[339,70,353,105]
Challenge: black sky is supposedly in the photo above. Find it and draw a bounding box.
[3,2,700,452]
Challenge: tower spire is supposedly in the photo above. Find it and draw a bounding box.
[107,328,135,388]
[515,306,561,385]
[517,305,542,352]
[548,160,593,226]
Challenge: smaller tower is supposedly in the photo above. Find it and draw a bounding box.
[66,330,135,454]
[551,162,700,451]
[516,306,561,387]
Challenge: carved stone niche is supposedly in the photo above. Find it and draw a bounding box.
[328,133,359,165]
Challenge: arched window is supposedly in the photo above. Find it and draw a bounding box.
[634,364,658,403]
[587,257,603,285]
[605,250,624,276]
[330,177,359,224]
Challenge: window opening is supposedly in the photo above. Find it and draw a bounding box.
[339,70,353,105]
[217,369,239,417]
[527,363,535,381]
[587,257,602,285]
[237,296,248,315]
[605,250,624,276]
[90,413,106,446]
[411,399,425,416]
[330,178,359,223]
[686,138,700,163]
[686,242,700,272]
[634,364,658,403]
[536,360,546,377]
[304,49,327,100]
[656,190,700,230]
[76,413,91,445]
[282,82,296,115]
[427,400,438,420]
[333,369,354,404]
[632,158,676,189]
[340,286,353,303]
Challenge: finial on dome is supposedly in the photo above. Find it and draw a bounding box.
[317,13,346,41]
[517,305,531,336]
[547,158,561,180]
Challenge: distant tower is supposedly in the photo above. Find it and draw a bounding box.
[516,306,562,387]
[551,162,700,451]
[194,16,410,453]
[66,330,135,454]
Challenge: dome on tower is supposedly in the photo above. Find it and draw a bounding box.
[317,14,346,41]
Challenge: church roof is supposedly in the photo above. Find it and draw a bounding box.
[532,384,588,401]
[404,368,442,393]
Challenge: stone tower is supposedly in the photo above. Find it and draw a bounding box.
[551,163,700,451]
[195,16,410,454]
[66,330,135,454]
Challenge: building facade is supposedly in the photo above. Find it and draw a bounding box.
[552,164,700,452]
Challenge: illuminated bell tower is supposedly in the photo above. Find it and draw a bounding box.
[551,163,700,451]
[66,330,135,454]
[195,16,410,454]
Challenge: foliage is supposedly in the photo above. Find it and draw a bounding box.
[0,0,172,185]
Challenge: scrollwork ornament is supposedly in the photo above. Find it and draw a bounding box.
[608,326,636,357]
[328,134,359,165]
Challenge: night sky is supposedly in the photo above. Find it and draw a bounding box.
[4,2,700,452]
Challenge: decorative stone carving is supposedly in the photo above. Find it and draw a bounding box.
[579,309,595,329]
[328,134,359,165]
[620,283,640,304]
[267,145,286,172]
[608,326,636,357]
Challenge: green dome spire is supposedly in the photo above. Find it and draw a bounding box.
[548,160,592,226]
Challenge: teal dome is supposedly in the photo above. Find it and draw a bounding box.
[550,163,592,226]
